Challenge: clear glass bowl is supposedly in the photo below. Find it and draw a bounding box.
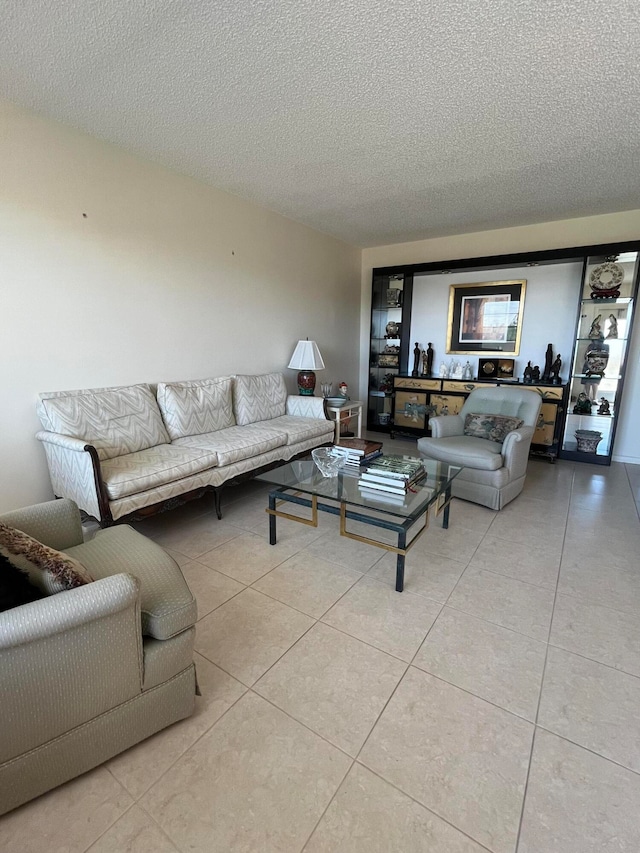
[311,447,346,477]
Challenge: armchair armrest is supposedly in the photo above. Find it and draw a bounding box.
[429,414,464,438]
[286,396,327,419]
[0,574,143,762]
[501,426,535,478]
[0,498,84,550]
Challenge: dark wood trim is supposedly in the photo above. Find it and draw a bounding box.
[372,240,640,277]
[83,444,114,526]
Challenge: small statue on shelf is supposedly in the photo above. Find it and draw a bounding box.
[542,344,554,383]
[462,360,473,380]
[588,314,602,339]
[523,361,533,383]
[439,361,448,378]
[426,342,434,376]
[573,392,592,415]
[451,360,464,380]
[412,343,421,377]
[531,365,541,382]
[597,397,611,416]
[606,314,618,339]
[550,354,562,384]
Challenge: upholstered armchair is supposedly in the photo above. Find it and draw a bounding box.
[417,387,542,510]
[0,499,197,815]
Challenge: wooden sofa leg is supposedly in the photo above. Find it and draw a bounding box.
[214,488,223,520]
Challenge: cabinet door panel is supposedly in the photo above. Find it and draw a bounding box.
[394,391,428,429]
[430,395,465,417]
[394,377,440,391]
[534,402,558,446]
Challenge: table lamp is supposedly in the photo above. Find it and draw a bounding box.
[287,339,325,395]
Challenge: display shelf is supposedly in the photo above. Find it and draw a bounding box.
[559,251,639,465]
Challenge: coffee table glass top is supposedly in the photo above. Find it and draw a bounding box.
[256,457,460,520]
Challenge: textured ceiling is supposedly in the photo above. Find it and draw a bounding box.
[1,0,640,247]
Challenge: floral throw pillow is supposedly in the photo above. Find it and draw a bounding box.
[0,522,92,594]
[463,412,524,444]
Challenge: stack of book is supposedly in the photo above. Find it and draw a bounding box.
[331,438,383,471]
[358,455,426,503]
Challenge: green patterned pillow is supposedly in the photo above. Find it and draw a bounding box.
[0,522,92,594]
[463,412,524,443]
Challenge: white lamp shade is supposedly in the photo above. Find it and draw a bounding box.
[287,340,325,371]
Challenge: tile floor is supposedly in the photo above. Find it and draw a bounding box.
[2,442,640,853]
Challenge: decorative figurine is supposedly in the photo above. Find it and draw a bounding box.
[573,391,592,414]
[338,382,348,398]
[597,397,611,415]
[542,344,554,383]
[531,365,541,382]
[588,314,602,339]
[606,314,618,339]
[426,342,434,376]
[581,334,609,400]
[523,361,533,383]
[550,354,562,384]
[451,360,464,380]
[462,360,473,380]
[439,361,448,378]
[421,350,429,377]
[412,342,421,377]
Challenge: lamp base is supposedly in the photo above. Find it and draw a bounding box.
[297,370,316,395]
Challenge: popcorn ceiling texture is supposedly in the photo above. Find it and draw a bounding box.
[1,0,639,246]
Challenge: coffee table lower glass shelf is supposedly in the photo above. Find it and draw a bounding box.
[256,458,461,592]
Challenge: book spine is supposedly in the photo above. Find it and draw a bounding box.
[358,480,407,495]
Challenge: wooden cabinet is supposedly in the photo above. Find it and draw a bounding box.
[391,377,568,461]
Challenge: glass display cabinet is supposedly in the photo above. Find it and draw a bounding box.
[368,272,413,432]
[559,252,639,464]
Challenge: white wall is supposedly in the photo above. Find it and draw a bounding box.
[0,100,361,512]
[361,211,640,463]
[410,263,581,382]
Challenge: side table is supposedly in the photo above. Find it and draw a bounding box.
[324,400,363,444]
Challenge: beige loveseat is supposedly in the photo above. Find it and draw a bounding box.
[36,373,334,525]
[0,498,197,815]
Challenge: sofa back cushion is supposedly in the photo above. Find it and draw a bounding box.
[233,373,288,425]
[157,377,235,439]
[37,384,170,461]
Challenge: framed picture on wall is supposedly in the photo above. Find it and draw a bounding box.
[447,280,526,355]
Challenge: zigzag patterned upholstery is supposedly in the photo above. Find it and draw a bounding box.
[233,373,288,425]
[36,374,333,524]
[157,377,235,439]
[100,444,219,500]
[37,384,169,460]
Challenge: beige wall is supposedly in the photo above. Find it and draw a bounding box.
[361,211,640,463]
[0,100,361,512]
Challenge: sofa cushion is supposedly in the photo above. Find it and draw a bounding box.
[157,377,235,440]
[0,522,92,593]
[173,424,287,466]
[66,525,196,639]
[37,384,170,461]
[463,412,524,443]
[100,444,219,500]
[233,373,287,425]
[418,435,504,471]
[252,415,334,446]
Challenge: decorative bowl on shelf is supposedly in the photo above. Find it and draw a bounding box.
[325,396,348,407]
[311,448,347,477]
[575,429,603,453]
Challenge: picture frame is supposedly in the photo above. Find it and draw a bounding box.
[447,280,526,355]
[378,353,400,368]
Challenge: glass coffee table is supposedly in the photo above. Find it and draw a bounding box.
[256,457,461,592]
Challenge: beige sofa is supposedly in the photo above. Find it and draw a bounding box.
[36,373,334,525]
[0,499,197,815]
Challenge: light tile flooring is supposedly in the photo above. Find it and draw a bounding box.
[3,444,640,853]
